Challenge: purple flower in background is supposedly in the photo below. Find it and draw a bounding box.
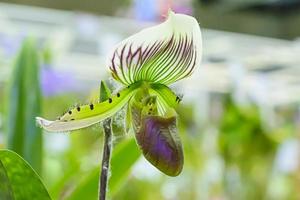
[0,33,23,57]
[133,0,193,22]
[134,0,158,21]
[173,4,193,15]
[41,65,77,97]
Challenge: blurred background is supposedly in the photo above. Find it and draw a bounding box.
[0,0,300,199]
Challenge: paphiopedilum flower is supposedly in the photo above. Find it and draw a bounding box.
[37,11,202,176]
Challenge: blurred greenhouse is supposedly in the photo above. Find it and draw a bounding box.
[0,0,300,200]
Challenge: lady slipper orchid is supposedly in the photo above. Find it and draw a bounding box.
[36,11,202,176]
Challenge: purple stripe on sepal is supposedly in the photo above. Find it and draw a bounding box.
[135,115,183,176]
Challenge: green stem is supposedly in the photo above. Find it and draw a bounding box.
[98,81,112,200]
[99,118,112,200]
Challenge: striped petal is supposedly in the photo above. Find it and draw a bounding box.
[109,11,202,86]
[36,82,142,132]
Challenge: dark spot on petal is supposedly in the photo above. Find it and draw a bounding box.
[148,112,151,115]
[77,106,81,112]
[109,98,112,103]
[149,108,153,111]
[90,104,94,110]
[68,110,72,115]
[176,96,180,102]
[117,93,120,97]
[71,119,75,121]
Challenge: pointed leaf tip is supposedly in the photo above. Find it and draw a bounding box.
[100,81,111,102]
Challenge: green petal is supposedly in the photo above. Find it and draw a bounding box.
[36,82,142,132]
[109,11,202,85]
[129,88,149,133]
[149,83,180,112]
[130,83,178,125]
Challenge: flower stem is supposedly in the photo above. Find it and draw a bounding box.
[99,118,112,200]
[99,81,113,200]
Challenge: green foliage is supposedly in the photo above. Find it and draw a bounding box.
[65,137,140,200]
[219,96,278,199]
[108,137,141,195]
[7,39,42,173]
[113,177,164,200]
[0,149,51,200]
[65,168,99,200]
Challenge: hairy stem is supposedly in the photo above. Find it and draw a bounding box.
[99,118,112,200]
[99,81,113,200]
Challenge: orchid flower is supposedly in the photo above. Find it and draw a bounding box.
[36,11,202,176]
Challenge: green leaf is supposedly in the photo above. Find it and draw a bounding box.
[64,168,99,200]
[0,149,51,200]
[109,137,141,196]
[66,138,141,200]
[7,39,42,173]
[0,160,13,199]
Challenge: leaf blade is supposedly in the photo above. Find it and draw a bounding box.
[109,137,141,194]
[66,138,141,200]
[0,150,51,200]
[7,39,42,173]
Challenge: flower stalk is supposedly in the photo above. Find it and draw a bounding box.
[99,118,112,200]
[99,81,112,200]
